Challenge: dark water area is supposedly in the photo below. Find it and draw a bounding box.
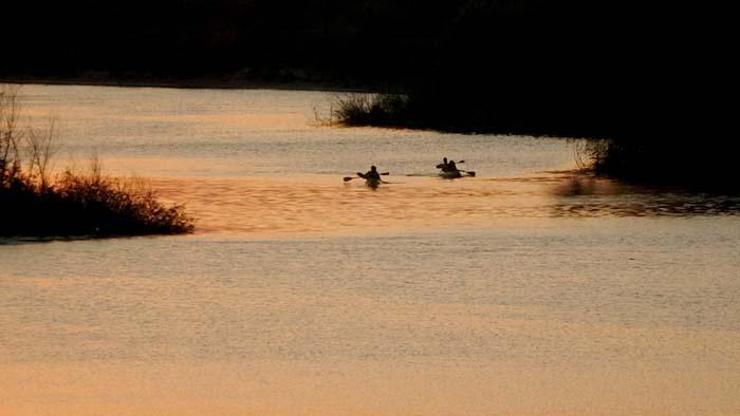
[550,175,740,218]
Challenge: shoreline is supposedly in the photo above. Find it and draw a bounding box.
[0,75,378,93]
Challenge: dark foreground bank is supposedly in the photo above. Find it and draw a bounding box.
[0,171,194,238]
[1,88,194,238]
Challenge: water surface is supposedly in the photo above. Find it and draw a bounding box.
[2,84,740,415]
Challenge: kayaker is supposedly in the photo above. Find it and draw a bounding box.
[436,157,449,170]
[437,157,460,173]
[364,165,381,181]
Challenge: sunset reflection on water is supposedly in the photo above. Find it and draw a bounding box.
[3,85,740,416]
[146,173,740,239]
[149,174,554,237]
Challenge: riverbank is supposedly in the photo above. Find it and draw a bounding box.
[0,172,194,238]
[0,73,378,93]
[1,87,194,238]
[582,138,740,193]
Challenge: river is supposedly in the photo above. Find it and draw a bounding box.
[2,84,739,415]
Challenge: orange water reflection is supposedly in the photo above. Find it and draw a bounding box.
[7,84,740,416]
[3,320,738,416]
[149,174,558,238]
[149,173,740,238]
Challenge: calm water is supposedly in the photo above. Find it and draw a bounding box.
[2,84,740,415]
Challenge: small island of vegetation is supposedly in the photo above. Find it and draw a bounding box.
[1,88,194,238]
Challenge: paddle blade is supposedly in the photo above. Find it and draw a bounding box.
[381,172,390,176]
[343,176,354,182]
[467,171,476,177]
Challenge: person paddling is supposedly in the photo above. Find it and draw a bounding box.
[355,165,383,188]
[362,165,381,181]
[436,157,449,170]
[436,156,475,178]
[437,156,461,173]
[344,166,388,183]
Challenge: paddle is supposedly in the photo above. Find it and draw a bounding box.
[440,168,476,177]
[343,172,390,182]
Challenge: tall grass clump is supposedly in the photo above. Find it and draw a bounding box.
[331,93,409,127]
[1,86,194,237]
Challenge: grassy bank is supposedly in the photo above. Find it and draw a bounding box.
[328,92,615,137]
[0,71,379,93]
[1,167,194,238]
[329,94,410,128]
[580,139,740,192]
[1,87,193,238]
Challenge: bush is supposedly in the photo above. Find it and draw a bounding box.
[330,93,409,127]
[580,137,740,192]
[1,86,194,238]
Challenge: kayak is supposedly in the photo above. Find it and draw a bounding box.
[439,170,463,179]
[438,170,474,179]
[357,172,382,188]
[365,177,382,188]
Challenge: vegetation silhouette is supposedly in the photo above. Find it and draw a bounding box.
[0,88,194,238]
[578,139,740,192]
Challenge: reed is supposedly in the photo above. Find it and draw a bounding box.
[330,93,409,127]
[1,86,194,238]
[580,138,739,192]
